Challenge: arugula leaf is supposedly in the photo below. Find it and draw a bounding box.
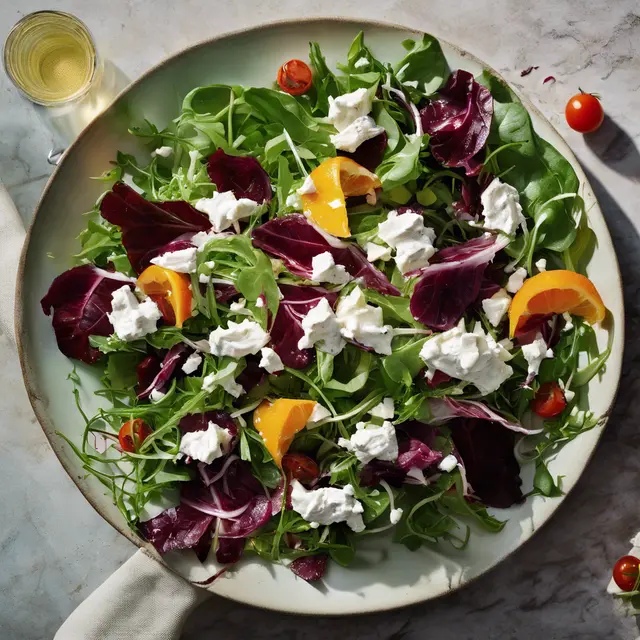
[376,134,425,191]
[530,460,564,497]
[382,337,429,386]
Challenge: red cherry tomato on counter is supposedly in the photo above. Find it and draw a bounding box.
[531,382,567,418]
[118,418,152,453]
[277,59,312,96]
[565,91,604,133]
[613,555,640,592]
[282,453,319,484]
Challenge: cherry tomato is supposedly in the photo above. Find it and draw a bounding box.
[282,453,319,484]
[531,382,567,418]
[613,555,640,592]
[118,418,153,453]
[277,60,312,96]
[565,91,604,133]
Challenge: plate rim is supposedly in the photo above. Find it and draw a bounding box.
[14,16,625,615]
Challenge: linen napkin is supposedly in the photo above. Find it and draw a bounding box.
[0,182,210,638]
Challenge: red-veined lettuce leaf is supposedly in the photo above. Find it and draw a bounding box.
[252,215,400,296]
[41,265,134,364]
[410,234,509,330]
[207,148,272,203]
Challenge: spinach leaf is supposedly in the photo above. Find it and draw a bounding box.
[376,134,425,191]
[394,35,449,98]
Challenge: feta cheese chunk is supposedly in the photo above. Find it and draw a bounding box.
[480,178,526,236]
[311,252,351,285]
[377,210,437,274]
[390,508,403,524]
[306,403,331,428]
[297,175,317,196]
[562,312,574,332]
[195,191,261,232]
[298,298,346,355]
[328,88,374,131]
[338,420,399,464]
[256,296,265,308]
[365,242,392,263]
[535,258,547,272]
[178,421,232,464]
[290,481,365,532]
[152,146,173,158]
[191,230,231,252]
[108,286,161,341]
[150,389,166,403]
[336,287,393,355]
[229,298,246,312]
[181,352,203,375]
[209,320,269,358]
[150,247,197,274]
[419,321,513,395]
[202,363,244,398]
[369,397,394,420]
[506,267,528,293]
[438,454,458,473]
[330,116,385,153]
[259,347,284,373]
[522,333,553,379]
[481,289,512,327]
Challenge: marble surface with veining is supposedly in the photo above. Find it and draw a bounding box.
[1,0,639,638]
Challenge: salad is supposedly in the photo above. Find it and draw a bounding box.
[41,32,612,583]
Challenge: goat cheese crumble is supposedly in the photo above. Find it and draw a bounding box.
[506,267,528,293]
[178,421,232,464]
[481,289,511,327]
[522,333,553,379]
[181,352,203,375]
[107,286,162,341]
[150,247,197,274]
[311,251,351,285]
[480,178,526,236]
[259,347,284,373]
[209,320,269,358]
[195,191,261,232]
[338,420,399,464]
[298,298,346,355]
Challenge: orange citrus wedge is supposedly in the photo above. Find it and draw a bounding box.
[253,398,317,467]
[302,157,381,238]
[509,270,606,337]
[137,265,193,328]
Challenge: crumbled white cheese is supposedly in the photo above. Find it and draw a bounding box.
[191,230,231,252]
[195,191,261,232]
[365,242,392,263]
[389,508,403,524]
[336,286,393,355]
[107,286,162,341]
[150,389,166,403]
[202,363,244,398]
[480,178,526,236]
[199,274,211,284]
[522,333,553,379]
[369,397,394,420]
[181,352,203,375]
[377,210,437,274]
[229,298,247,312]
[331,116,385,153]
[151,146,173,158]
[328,88,374,131]
[506,267,528,294]
[311,251,351,285]
[297,175,317,196]
[306,403,331,428]
[298,298,346,355]
[209,320,269,358]
[535,258,547,272]
[178,421,232,464]
[286,192,302,210]
[259,347,284,373]
[150,247,197,274]
[338,420,399,464]
[256,296,265,308]
[419,321,513,395]
[562,312,574,332]
[481,289,512,327]
[438,454,458,473]
[290,480,365,532]
[354,57,369,69]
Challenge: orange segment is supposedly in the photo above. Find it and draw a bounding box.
[253,399,317,467]
[137,265,193,328]
[302,157,381,238]
[509,270,606,337]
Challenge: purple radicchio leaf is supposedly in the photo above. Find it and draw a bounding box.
[410,234,509,330]
[145,236,196,266]
[428,397,542,435]
[41,265,135,364]
[420,70,493,176]
[138,504,213,555]
[217,495,272,539]
[216,538,245,564]
[450,418,524,508]
[213,282,240,303]
[339,131,388,172]
[137,344,190,399]
[100,182,212,274]
[269,284,338,369]
[252,214,400,296]
[207,148,272,203]
[137,354,162,390]
[452,172,493,221]
[236,355,266,392]
[290,554,329,582]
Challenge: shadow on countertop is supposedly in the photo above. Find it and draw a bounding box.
[585,116,640,182]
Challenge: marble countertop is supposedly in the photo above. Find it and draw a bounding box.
[1,0,639,638]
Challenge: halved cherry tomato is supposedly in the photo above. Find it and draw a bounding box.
[137,265,192,328]
[282,453,320,485]
[118,418,153,453]
[277,59,312,96]
[531,382,567,418]
[565,90,604,133]
[613,555,640,592]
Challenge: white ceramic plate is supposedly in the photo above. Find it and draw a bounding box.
[16,19,624,614]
